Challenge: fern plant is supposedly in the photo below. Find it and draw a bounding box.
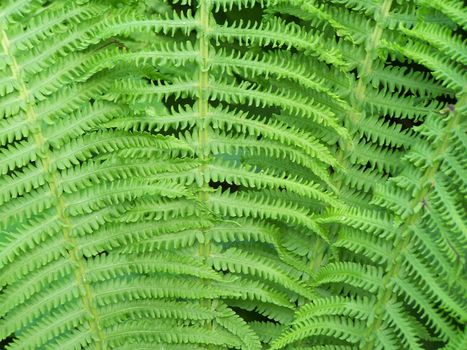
[0,0,465,349]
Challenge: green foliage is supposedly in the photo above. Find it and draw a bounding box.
[0,0,465,349]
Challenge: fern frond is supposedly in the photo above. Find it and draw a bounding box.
[208,246,316,299]
[103,319,243,349]
[2,0,465,348]
[314,262,383,293]
[271,316,365,349]
[370,63,453,97]
[206,188,329,242]
[382,39,466,92]
[415,0,467,28]
[401,23,467,66]
[212,16,349,68]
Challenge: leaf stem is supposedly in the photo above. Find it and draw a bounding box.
[0,27,105,348]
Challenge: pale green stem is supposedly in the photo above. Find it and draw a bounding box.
[0,28,105,348]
